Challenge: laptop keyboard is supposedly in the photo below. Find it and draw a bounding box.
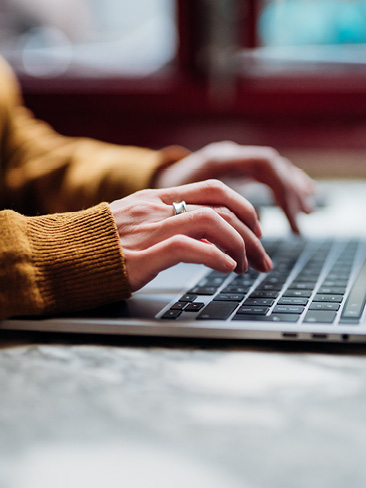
[160,238,366,325]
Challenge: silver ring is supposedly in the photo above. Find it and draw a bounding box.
[173,201,187,215]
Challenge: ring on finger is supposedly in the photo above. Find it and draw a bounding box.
[172,201,187,215]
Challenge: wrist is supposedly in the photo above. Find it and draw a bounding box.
[154,151,210,188]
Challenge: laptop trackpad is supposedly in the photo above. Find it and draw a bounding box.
[74,263,206,319]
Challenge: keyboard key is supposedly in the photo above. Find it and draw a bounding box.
[199,276,227,287]
[309,302,340,311]
[261,277,286,286]
[214,293,245,302]
[288,282,316,290]
[322,280,348,288]
[189,286,217,295]
[303,310,337,323]
[232,313,299,322]
[185,302,205,312]
[272,305,305,314]
[222,286,250,294]
[179,294,197,302]
[313,294,343,303]
[269,314,300,323]
[236,306,269,315]
[257,283,283,291]
[250,290,279,299]
[170,302,187,310]
[318,287,346,295]
[207,271,230,278]
[243,298,275,306]
[196,301,239,320]
[232,276,256,286]
[278,297,308,306]
[293,274,318,282]
[283,290,312,298]
[161,309,182,319]
[325,273,351,281]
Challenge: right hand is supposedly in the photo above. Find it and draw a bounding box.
[110,180,272,292]
[155,141,315,234]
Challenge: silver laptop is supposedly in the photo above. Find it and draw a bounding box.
[2,180,366,343]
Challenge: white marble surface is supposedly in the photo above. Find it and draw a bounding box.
[1,341,366,488]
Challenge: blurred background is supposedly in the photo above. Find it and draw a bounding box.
[1,0,366,179]
[0,0,177,76]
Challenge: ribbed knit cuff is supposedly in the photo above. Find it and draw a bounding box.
[26,203,130,316]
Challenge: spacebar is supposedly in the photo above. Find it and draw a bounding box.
[341,259,366,320]
[196,301,239,320]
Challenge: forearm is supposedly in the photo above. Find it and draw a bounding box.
[0,203,130,319]
[3,106,186,214]
[0,57,189,214]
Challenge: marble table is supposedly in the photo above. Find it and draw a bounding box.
[1,335,366,488]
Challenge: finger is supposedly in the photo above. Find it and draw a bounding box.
[141,207,249,273]
[159,179,262,238]
[281,164,316,216]
[273,164,315,233]
[126,235,237,292]
[280,192,301,235]
[253,160,306,233]
[291,167,316,214]
[187,204,272,272]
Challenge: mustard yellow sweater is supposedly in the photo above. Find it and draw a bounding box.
[0,57,188,319]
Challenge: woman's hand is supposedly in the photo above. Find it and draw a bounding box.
[110,180,272,292]
[155,141,315,234]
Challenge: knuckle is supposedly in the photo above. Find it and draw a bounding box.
[135,188,152,199]
[168,234,190,253]
[194,207,218,225]
[204,178,226,195]
[216,206,233,221]
[263,146,279,160]
[202,141,235,155]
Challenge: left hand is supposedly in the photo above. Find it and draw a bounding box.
[154,141,315,234]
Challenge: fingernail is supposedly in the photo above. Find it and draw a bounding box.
[243,256,249,273]
[255,222,262,238]
[224,255,237,272]
[263,254,273,271]
[304,196,316,213]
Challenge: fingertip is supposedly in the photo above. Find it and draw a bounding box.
[254,221,263,238]
[303,196,316,214]
[288,216,300,235]
[224,255,237,272]
[236,259,248,274]
[264,254,273,272]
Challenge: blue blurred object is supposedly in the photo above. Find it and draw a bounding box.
[259,0,366,46]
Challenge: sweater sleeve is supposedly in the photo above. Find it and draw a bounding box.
[0,202,130,319]
[0,57,190,319]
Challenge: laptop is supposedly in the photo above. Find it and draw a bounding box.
[2,180,366,343]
